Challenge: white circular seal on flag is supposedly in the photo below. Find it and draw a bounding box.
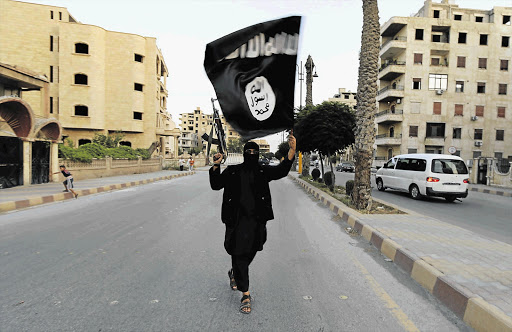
[245,76,276,121]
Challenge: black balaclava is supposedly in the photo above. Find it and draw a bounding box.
[243,141,260,167]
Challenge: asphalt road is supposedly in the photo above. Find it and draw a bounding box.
[0,171,470,331]
[331,169,512,245]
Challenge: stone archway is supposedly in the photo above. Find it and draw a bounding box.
[34,119,62,140]
[0,97,35,138]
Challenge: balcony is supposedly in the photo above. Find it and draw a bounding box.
[378,61,406,81]
[380,37,407,59]
[381,18,407,37]
[375,109,403,124]
[377,84,404,102]
[424,136,445,146]
[375,133,402,145]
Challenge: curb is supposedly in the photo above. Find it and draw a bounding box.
[469,186,512,197]
[0,172,195,214]
[289,174,512,332]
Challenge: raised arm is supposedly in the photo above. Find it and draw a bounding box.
[209,152,225,190]
[265,133,296,181]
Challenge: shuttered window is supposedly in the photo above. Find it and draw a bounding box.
[414,53,423,64]
[409,126,418,137]
[455,104,463,116]
[499,84,507,95]
[457,56,466,68]
[478,58,487,69]
[498,107,506,118]
[433,102,442,115]
[476,105,484,117]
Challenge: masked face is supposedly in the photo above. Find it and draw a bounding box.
[243,143,260,166]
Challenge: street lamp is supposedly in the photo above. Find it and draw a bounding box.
[296,55,319,111]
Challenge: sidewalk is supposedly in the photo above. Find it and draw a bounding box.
[289,172,512,332]
[0,170,195,213]
[468,183,512,197]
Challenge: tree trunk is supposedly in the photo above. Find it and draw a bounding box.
[319,153,325,179]
[302,152,310,176]
[353,0,379,210]
[328,151,335,184]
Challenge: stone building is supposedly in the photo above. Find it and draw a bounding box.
[0,0,180,158]
[376,0,512,167]
[0,62,61,188]
[178,107,240,153]
[328,88,357,109]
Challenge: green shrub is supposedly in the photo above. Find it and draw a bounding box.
[345,180,354,197]
[135,148,151,160]
[77,143,106,158]
[105,146,139,160]
[58,145,74,159]
[324,171,334,191]
[311,168,321,181]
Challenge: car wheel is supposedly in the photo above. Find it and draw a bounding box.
[376,179,385,191]
[409,184,421,200]
[445,196,457,203]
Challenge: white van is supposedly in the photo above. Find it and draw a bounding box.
[375,154,469,202]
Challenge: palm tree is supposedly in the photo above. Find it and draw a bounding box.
[352,0,380,210]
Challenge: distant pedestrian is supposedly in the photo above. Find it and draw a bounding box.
[209,133,296,314]
[188,156,195,171]
[53,165,78,199]
[179,157,185,171]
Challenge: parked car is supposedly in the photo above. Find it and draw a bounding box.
[258,158,269,166]
[336,162,355,172]
[375,154,469,202]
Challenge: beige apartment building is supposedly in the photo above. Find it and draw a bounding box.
[178,107,241,153]
[376,0,512,168]
[0,0,180,158]
[328,88,357,109]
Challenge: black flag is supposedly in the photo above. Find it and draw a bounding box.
[204,16,301,140]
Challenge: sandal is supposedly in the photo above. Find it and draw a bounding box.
[228,269,237,291]
[240,294,252,314]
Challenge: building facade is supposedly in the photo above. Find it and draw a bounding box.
[0,0,180,157]
[376,0,512,167]
[328,88,357,109]
[178,107,241,153]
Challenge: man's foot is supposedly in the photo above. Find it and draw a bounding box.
[74,193,79,199]
[228,269,237,291]
[240,294,251,314]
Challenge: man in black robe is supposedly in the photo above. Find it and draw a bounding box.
[209,134,296,314]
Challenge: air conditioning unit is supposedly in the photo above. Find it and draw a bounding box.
[436,89,444,95]
[471,116,478,121]
[396,98,401,104]
[474,141,483,147]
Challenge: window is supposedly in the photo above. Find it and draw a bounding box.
[495,152,503,160]
[496,130,505,141]
[78,139,91,146]
[499,84,507,95]
[412,78,421,90]
[455,81,464,92]
[134,83,143,91]
[396,158,427,172]
[50,66,53,83]
[50,97,53,114]
[433,102,442,115]
[59,12,62,20]
[479,34,488,45]
[503,36,510,47]
[428,74,448,90]
[455,104,463,116]
[453,128,462,139]
[458,32,467,44]
[476,105,484,117]
[120,141,132,147]
[474,129,483,140]
[408,148,418,154]
[50,36,54,51]
[134,54,144,63]
[344,95,349,99]
[432,34,441,42]
[414,53,423,64]
[454,14,462,21]
[477,82,486,94]
[50,10,53,19]
[498,107,506,118]
[74,105,88,116]
[75,43,89,54]
[431,159,468,174]
[431,57,440,66]
[501,60,509,71]
[426,123,445,138]
[504,15,511,25]
[457,56,466,68]
[415,29,424,40]
[74,74,88,85]
[384,159,396,169]
[411,102,421,114]
[433,10,440,18]
[133,111,142,120]
[409,126,418,137]
[478,58,487,69]
[473,151,482,158]
[475,16,484,23]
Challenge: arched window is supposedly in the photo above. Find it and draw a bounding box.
[75,43,89,54]
[78,139,91,146]
[74,74,88,85]
[119,141,132,147]
[74,105,88,116]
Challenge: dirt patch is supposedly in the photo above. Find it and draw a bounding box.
[298,175,406,215]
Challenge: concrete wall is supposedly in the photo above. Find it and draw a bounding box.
[59,157,162,180]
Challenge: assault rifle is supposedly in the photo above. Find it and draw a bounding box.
[201,98,228,165]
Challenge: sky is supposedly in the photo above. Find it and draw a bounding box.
[25,0,512,152]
